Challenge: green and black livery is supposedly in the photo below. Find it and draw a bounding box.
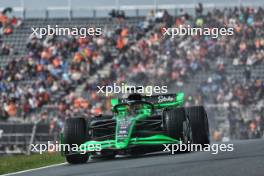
[61,92,210,164]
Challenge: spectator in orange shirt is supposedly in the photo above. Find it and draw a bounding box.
[6,101,17,117]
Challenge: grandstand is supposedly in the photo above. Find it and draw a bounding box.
[0,2,263,154]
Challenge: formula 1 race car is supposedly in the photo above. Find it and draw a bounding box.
[61,92,210,164]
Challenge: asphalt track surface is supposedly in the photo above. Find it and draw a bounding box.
[8,139,264,176]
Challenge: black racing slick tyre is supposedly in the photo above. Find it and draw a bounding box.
[163,108,187,141]
[186,106,210,146]
[64,118,88,164]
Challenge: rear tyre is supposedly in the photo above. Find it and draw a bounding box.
[186,106,210,146]
[64,118,88,164]
[163,108,187,141]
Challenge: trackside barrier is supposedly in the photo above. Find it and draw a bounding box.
[0,122,52,155]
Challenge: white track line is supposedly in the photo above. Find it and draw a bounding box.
[1,162,67,176]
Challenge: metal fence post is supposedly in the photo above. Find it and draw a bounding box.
[93,9,96,18]
[27,119,40,155]
[22,8,26,19]
[69,9,73,20]
[136,9,139,17]
[174,8,178,16]
[45,10,49,19]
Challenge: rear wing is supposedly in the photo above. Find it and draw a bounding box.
[111,92,185,109]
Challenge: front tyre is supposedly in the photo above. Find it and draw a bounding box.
[64,118,88,164]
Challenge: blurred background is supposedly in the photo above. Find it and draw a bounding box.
[0,0,263,155]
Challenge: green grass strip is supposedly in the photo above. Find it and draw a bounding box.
[0,152,65,175]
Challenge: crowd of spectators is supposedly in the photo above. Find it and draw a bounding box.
[88,6,264,140]
[0,13,151,135]
[0,5,263,140]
